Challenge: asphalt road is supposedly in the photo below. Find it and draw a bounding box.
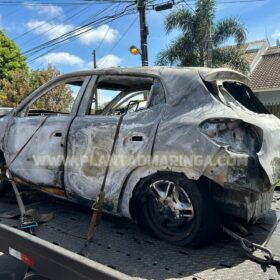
[0,253,27,280]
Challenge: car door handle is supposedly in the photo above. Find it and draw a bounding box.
[131,135,143,142]
[53,132,62,137]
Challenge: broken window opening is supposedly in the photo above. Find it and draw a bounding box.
[203,79,270,115]
[223,82,270,114]
[88,75,165,116]
[25,80,85,117]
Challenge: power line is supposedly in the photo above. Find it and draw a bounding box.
[97,16,138,67]
[18,3,100,48]
[26,4,136,63]
[95,2,122,51]
[107,16,138,53]
[24,4,133,55]
[12,6,77,41]
[0,1,135,6]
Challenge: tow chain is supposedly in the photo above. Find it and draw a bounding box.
[222,226,280,268]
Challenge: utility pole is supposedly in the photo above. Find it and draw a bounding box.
[92,49,97,69]
[205,18,213,68]
[137,0,149,66]
[92,49,98,111]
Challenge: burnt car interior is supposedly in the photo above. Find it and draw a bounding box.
[88,75,165,115]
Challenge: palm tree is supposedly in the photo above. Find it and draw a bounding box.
[156,0,249,73]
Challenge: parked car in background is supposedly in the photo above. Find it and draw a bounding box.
[0,67,279,246]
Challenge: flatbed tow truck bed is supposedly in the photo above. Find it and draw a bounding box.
[0,190,279,280]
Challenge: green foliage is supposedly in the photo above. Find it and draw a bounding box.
[0,31,28,82]
[156,0,249,73]
[0,65,74,112]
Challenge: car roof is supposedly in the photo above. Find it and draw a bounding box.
[51,67,249,106]
[58,66,250,86]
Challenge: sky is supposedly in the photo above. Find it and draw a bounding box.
[0,0,280,74]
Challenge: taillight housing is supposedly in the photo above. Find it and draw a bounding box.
[200,118,262,155]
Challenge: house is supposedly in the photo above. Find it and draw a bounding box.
[250,46,280,117]
[240,40,269,72]
[227,39,280,117]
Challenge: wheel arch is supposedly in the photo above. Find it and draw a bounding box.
[117,166,204,220]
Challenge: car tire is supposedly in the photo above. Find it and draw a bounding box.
[0,179,11,196]
[134,172,220,247]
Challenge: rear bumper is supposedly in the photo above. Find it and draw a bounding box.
[204,148,275,221]
[212,186,275,222]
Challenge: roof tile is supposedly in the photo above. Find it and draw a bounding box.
[250,46,280,91]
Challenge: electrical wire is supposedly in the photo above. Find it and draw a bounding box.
[24,4,134,56]
[27,4,136,63]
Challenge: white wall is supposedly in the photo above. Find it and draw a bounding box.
[254,90,280,105]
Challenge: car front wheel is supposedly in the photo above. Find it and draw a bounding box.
[134,172,220,246]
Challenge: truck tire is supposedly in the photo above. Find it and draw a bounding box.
[134,172,220,247]
[0,179,11,196]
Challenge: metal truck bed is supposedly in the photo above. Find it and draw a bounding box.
[0,190,279,280]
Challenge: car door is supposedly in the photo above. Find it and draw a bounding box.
[64,75,121,202]
[64,74,166,208]
[4,75,91,188]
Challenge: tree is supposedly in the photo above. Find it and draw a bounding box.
[156,0,249,73]
[0,31,28,82]
[0,65,74,112]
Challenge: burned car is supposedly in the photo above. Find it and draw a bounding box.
[0,67,278,246]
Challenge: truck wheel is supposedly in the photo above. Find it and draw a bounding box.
[0,179,11,196]
[134,172,220,247]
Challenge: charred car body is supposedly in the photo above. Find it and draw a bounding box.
[0,67,278,246]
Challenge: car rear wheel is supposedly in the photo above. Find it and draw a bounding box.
[134,172,220,246]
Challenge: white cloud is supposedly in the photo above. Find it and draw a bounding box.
[26,20,72,40]
[37,52,122,69]
[76,25,119,45]
[272,29,280,39]
[97,54,122,68]
[25,4,63,17]
[38,52,85,67]
[26,21,118,46]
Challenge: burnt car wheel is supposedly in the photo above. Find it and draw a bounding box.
[134,172,220,246]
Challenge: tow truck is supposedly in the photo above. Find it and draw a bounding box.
[0,188,279,280]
